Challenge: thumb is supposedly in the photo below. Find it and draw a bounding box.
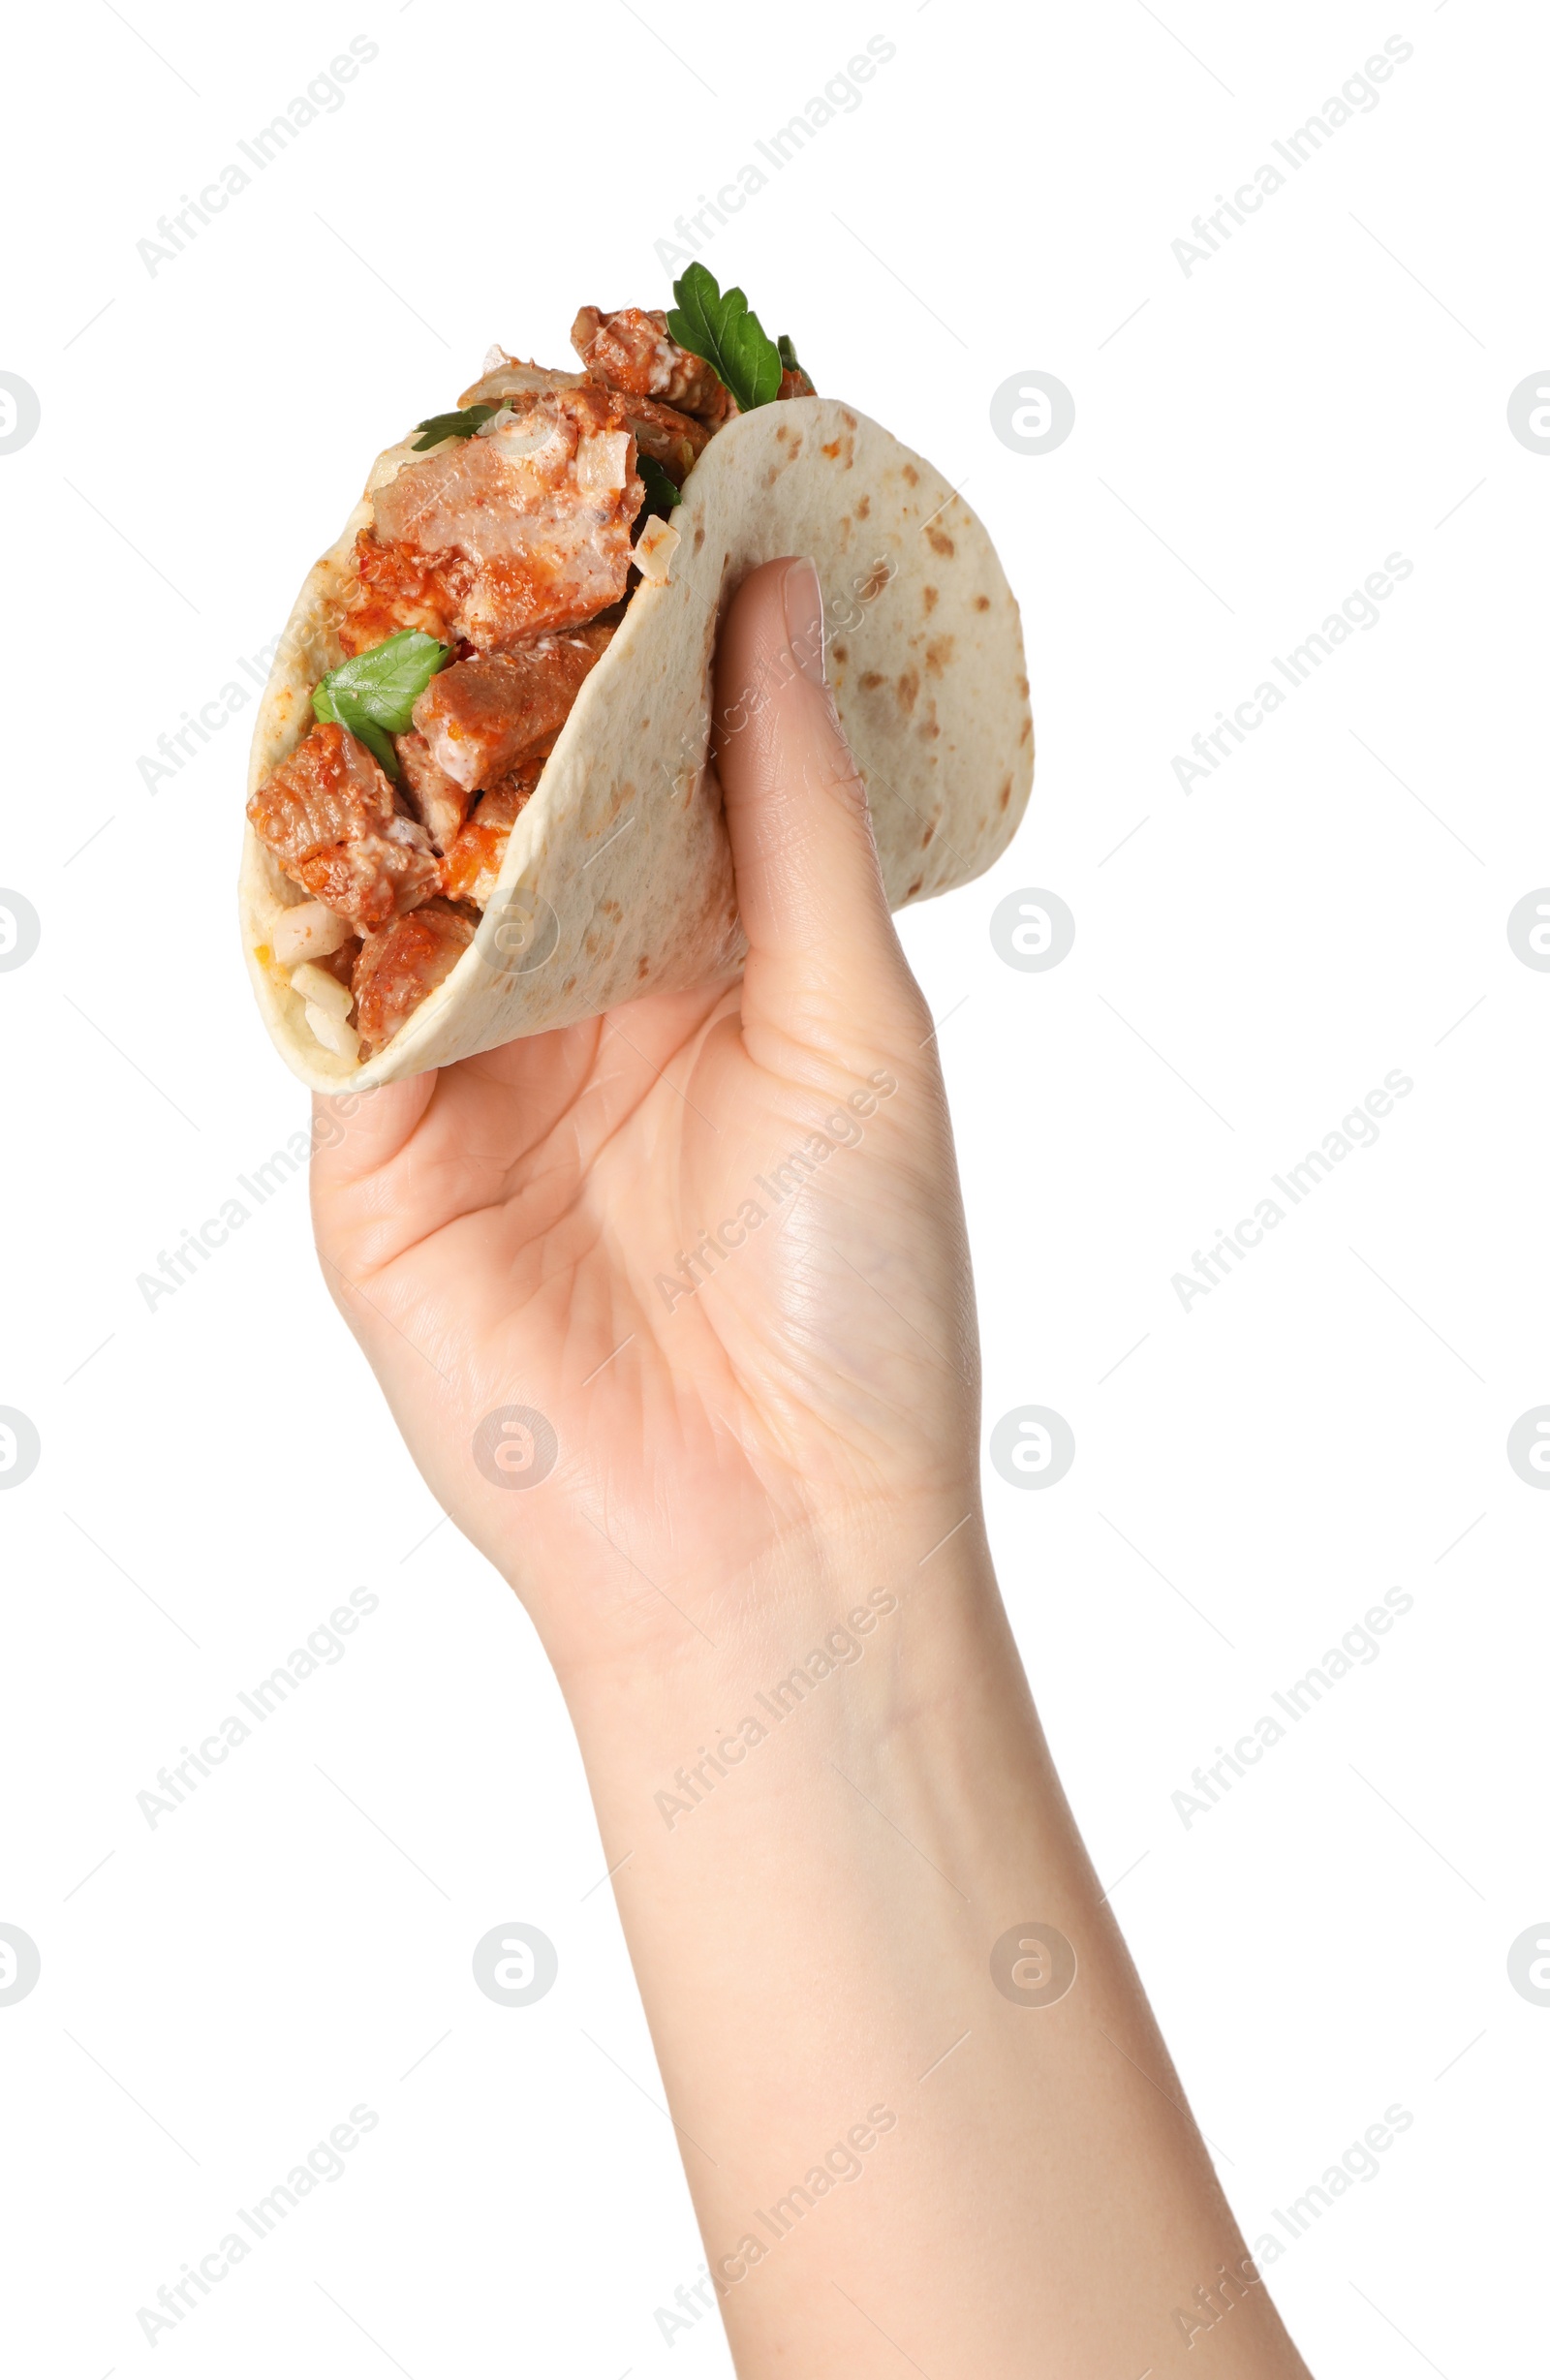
[712,555,917,1033]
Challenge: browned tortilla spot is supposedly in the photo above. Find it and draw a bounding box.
[897,667,919,716]
[925,636,954,677]
[974,594,990,611]
[926,527,955,557]
[907,876,923,896]
[998,777,1013,810]
[902,463,919,486]
[923,586,938,614]
[856,495,870,518]
[859,670,884,691]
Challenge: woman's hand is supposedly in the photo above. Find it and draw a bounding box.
[310,558,1313,2379]
[311,558,980,1684]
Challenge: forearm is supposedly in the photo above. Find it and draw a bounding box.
[558,1528,1312,2378]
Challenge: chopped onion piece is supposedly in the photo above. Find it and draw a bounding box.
[634,515,680,584]
[304,1002,360,1062]
[577,429,632,492]
[272,900,351,966]
[481,343,511,374]
[291,961,354,1020]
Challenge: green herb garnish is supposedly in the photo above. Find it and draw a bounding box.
[313,631,450,781]
[666,262,782,415]
[411,400,509,452]
[777,333,800,373]
[636,454,682,527]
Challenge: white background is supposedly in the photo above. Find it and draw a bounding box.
[2,2,1544,2372]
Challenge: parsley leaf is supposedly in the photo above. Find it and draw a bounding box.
[777,333,800,373]
[313,630,450,781]
[411,401,509,452]
[666,263,782,414]
[636,455,682,527]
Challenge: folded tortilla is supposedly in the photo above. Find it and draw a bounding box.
[241,389,1033,1089]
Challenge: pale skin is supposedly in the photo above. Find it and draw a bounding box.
[312,557,1315,2376]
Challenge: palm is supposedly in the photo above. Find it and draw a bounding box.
[312,974,979,1676]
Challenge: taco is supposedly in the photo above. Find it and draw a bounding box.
[241,265,1033,1087]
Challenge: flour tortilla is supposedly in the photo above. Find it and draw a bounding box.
[240,393,1034,1089]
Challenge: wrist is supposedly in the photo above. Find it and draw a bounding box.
[555,1511,1018,1836]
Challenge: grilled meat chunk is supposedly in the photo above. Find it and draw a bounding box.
[412,622,613,792]
[571,305,734,426]
[438,764,543,908]
[611,392,710,482]
[335,531,474,658]
[353,900,476,1055]
[369,385,641,651]
[247,723,438,930]
[394,730,471,852]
